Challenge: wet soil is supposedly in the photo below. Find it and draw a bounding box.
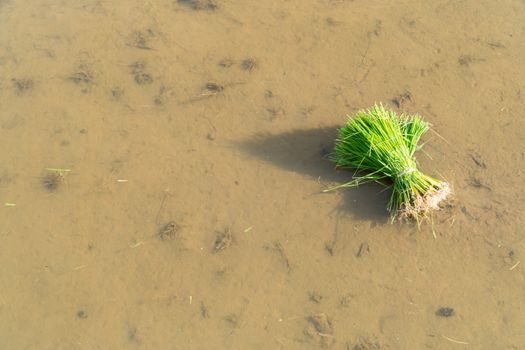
[0,0,524,349]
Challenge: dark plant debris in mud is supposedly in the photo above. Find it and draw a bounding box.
[265,107,284,121]
[128,30,155,50]
[458,55,485,66]
[325,242,335,256]
[356,242,370,257]
[391,90,412,108]
[469,151,486,168]
[68,65,94,87]
[127,326,139,343]
[213,228,232,252]
[180,82,229,104]
[111,86,124,100]
[435,307,455,317]
[339,294,353,308]
[266,241,292,272]
[309,291,323,304]
[217,57,258,71]
[77,310,88,319]
[42,171,66,192]
[177,0,217,11]
[349,337,382,350]
[11,78,33,94]
[224,313,239,327]
[153,85,173,106]
[159,221,179,240]
[68,71,92,84]
[218,58,234,68]
[240,58,257,71]
[204,82,224,94]
[131,62,153,85]
[305,313,334,346]
[200,302,209,318]
[320,144,332,158]
[461,206,477,220]
[468,176,491,190]
[325,17,343,26]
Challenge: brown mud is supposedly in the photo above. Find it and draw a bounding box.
[0,0,524,349]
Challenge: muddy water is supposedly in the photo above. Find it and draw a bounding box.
[1,0,524,349]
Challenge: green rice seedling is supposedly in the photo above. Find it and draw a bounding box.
[327,103,450,221]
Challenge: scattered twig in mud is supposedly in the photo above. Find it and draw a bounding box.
[356,242,370,257]
[200,302,209,318]
[155,191,171,225]
[441,335,469,345]
[224,313,239,327]
[305,313,334,347]
[468,176,491,190]
[325,242,335,256]
[180,81,245,105]
[271,241,291,272]
[487,41,505,49]
[213,228,232,252]
[67,65,95,93]
[308,291,323,304]
[130,241,146,248]
[204,82,223,93]
[158,221,179,240]
[68,71,92,84]
[509,260,520,271]
[154,191,182,241]
[218,58,234,68]
[177,0,217,11]
[460,206,478,221]
[469,151,486,169]
[458,55,485,67]
[352,34,371,83]
[67,64,94,88]
[325,215,344,256]
[11,78,34,94]
[128,30,155,50]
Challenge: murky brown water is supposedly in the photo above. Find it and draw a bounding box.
[1,0,525,348]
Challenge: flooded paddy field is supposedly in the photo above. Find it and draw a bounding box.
[0,0,524,349]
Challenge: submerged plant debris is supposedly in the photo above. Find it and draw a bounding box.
[42,171,67,192]
[177,0,217,11]
[327,104,450,221]
[159,221,179,240]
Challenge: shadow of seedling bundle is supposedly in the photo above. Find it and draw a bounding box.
[239,127,390,223]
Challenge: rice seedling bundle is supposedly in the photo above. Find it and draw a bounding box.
[328,104,450,220]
